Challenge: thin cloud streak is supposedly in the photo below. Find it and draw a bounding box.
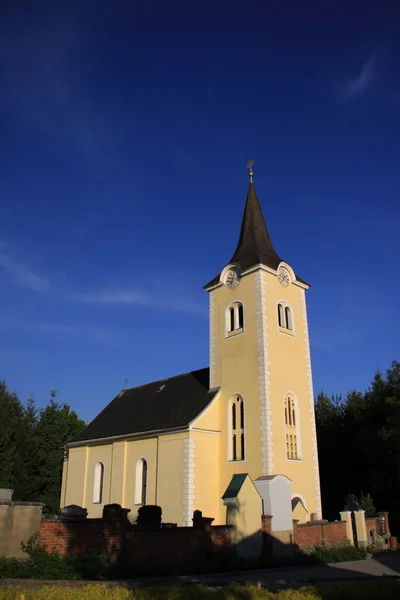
[0,250,51,292]
[341,54,376,101]
[0,243,206,316]
[72,289,207,316]
[0,318,120,348]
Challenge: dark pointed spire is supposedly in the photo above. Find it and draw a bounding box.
[228,178,282,273]
[204,165,284,290]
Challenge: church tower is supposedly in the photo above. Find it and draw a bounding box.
[204,164,322,520]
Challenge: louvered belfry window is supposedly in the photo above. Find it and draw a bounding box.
[284,396,299,459]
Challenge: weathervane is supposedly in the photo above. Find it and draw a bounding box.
[124,378,129,389]
[247,160,254,183]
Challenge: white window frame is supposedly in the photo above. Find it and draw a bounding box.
[277,300,295,335]
[93,461,104,504]
[225,301,245,338]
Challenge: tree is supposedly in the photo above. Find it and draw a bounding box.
[34,390,85,513]
[0,381,26,489]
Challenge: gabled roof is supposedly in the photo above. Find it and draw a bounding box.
[222,473,248,499]
[69,368,218,445]
[204,181,307,289]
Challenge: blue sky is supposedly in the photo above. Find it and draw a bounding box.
[0,1,399,422]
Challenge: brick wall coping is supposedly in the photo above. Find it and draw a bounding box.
[40,519,233,530]
[294,520,329,527]
[0,501,44,507]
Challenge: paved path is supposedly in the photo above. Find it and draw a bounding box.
[1,553,400,591]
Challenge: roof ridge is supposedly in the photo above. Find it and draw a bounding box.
[122,366,209,393]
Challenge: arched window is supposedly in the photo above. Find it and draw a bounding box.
[284,395,301,460]
[135,458,148,505]
[229,396,245,461]
[93,461,104,504]
[277,302,294,332]
[226,302,244,336]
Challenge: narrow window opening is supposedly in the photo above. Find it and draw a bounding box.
[141,459,147,505]
[238,304,244,329]
[240,399,244,429]
[240,433,245,460]
[230,396,245,461]
[285,307,292,330]
[278,303,283,327]
[230,307,235,332]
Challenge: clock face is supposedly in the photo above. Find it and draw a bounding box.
[277,267,290,287]
[226,268,241,288]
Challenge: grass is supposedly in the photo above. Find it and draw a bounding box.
[0,582,399,600]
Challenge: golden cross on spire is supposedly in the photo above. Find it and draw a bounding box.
[247,159,254,183]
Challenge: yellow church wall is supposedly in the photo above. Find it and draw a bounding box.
[84,444,113,517]
[157,433,186,525]
[212,273,264,483]
[110,441,126,507]
[192,391,221,432]
[191,432,220,521]
[262,270,319,517]
[123,437,158,523]
[61,446,88,508]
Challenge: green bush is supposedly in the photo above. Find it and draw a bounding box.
[0,583,399,600]
[313,545,368,563]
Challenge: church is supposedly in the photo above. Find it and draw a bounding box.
[61,164,322,529]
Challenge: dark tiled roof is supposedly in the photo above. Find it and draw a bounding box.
[69,368,217,445]
[204,182,307,289]
[222,473,248,499]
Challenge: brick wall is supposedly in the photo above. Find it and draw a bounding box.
[40,518,232,567]
[261,515,272,535]
[293,520,349,550]
[365,513,390,543]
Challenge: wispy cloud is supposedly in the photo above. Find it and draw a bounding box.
[71,288,206,316]
[341,53,376,101]
[0,249,51,292]
[0,317,120,348]
[0,242,205,316]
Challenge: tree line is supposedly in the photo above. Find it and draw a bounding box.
[0,360,399,533]
[315,360,400,535]
[0,383,85,513]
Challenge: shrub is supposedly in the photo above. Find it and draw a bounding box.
[136,505,162,528]
[313,545,367,562]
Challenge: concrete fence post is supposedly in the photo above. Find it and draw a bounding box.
[339,510,354,546]
[353,510,368,549]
